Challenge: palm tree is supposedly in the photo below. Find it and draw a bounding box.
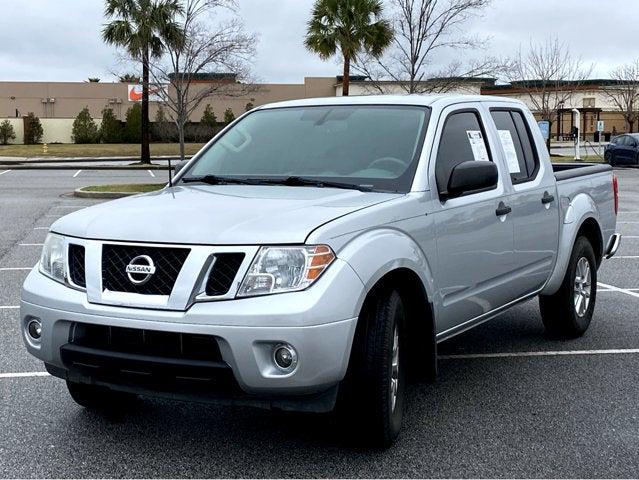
[103,0,184,164]
[305,0,393,96]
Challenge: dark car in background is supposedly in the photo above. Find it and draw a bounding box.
[605,134,639,166]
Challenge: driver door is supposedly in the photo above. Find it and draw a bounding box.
[429,105,516,336]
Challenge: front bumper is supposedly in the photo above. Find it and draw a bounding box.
[20,258,364,409]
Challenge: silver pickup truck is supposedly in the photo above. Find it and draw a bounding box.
[21,95,620,446]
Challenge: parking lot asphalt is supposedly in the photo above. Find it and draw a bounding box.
[1,167,638,478]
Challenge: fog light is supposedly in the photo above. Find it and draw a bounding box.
[27,319,42,340]
[273,343,297,372]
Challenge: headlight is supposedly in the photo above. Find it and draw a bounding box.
[237,245,335,297]
[39,233,67,284]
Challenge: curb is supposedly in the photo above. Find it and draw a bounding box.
[74,187,143,199]
[1,165,172,170]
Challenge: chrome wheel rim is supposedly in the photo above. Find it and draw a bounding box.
[574,257,592,317]
[390,324,399,412]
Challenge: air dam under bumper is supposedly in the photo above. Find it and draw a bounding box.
[20,260,363,411]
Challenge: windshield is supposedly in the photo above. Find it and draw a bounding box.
[183,105,430,192]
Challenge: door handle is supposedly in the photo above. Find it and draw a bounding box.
[495,202,512,217]
[541,191,555,204]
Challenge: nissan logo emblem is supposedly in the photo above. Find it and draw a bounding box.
[125,255,156,285]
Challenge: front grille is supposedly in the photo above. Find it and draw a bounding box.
[68,244,86,288]
[68,323,223,362]
[102,244,190,295]
[61,322,242,395]
[206,253,245,296]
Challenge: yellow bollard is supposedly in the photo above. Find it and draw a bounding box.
[42,143,48,154]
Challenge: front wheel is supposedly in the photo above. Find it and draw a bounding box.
[338,288,406,447]
[604,150,614,166]
[539,236,597,337]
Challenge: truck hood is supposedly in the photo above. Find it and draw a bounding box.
[52,185,401,245]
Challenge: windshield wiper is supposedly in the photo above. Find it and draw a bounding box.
[180,175,260,186]
[257,176,373,192]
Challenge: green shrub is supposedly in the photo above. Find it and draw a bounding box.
[153,106,173,142]
[245,102,254,112]
[23,113,43,144]
[201,104,217,128]
[124,104,142,143]
[99,107,123,143]
[223,108,235,124]
[0,120,16,145]
[72,107,99,144]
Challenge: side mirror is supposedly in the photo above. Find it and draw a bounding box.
[174,160,189,176]
[443,161,498,199]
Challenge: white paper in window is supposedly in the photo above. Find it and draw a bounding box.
[466,130,490,162]
[497,130,521,173]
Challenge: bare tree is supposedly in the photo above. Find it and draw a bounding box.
[150,0,256,160]
[604,60,639,133]
[354,0,499,94]
[507,37,593,149]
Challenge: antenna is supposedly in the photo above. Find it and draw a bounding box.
[168,157,173,187]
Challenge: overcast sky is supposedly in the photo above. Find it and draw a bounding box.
[0,0,636,83]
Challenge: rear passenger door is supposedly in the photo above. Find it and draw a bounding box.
[488,107,560,297]
[430,105,516,334]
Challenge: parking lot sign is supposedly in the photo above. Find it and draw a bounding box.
[597,120,605,132]
[537,120,550,140]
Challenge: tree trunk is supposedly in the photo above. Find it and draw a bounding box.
[342,54,350,96]
[178,117,186,161]
[141,50,151,165]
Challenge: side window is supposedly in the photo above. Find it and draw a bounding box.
[435,111,491,194]
[490,109,539,183]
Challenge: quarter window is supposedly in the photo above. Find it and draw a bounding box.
[490,109,539,183]
[435,111,491,195]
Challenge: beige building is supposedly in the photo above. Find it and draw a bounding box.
[0,76,635,143]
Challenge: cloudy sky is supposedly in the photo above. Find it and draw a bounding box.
[0,0,637,83]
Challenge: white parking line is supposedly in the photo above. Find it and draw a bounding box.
[608,256,639,259]
[0,170,10,176]
[619,221,639,224]
[440,348,639,360]
[0,306,19,310]
[73,170,82,178]
[19,243,44,246]
[0,372,49,379]
[52,205,88,209]
[33,227,49,230]
[0,267,32,271]
[597,282,639,299]
[148,170,155,177]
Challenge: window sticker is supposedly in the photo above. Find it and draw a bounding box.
[466,130,490,162]
[497,130,521,173]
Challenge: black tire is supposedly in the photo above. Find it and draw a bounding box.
[539,236,597,338]
[338,288,406,447]
[604,150,614,166]
[66,381,137,410]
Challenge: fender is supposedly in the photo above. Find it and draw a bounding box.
[336,227,436,312]
[541,192,602,295]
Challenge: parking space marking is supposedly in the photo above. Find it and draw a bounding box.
[73,170,82,178]
[0,306,19,310]
[439,348,639,360]
[0,170,10,176]
[597,282,639,299]
[0,267,32,271]
[148,170,155,177]
[33,227,49,230]
[619,221,639,224]
[19,243,44,246]
[608,256,639,259]
[52,205,88,209]
[0,372,49,379]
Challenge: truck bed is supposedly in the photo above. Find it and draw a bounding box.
[552,162,612,182]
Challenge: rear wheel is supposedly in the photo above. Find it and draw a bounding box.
[338,288,406,447]
[66,381,137,410]
[539,236,597,337]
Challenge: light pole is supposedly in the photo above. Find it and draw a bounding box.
[572,108,581,160]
